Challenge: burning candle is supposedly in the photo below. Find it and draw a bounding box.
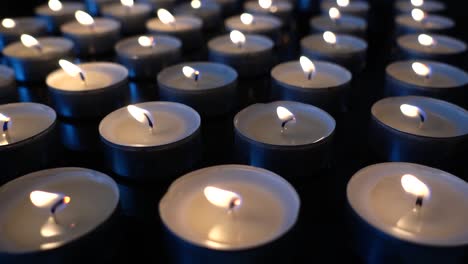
[225,13,282,44]
[244,0,293,23]
[0,18,47,51]
[61,10,121,57]
[0,66,16,104]
[146,9,203,52]
[3,35,74,83]
[173,0,221,31]
[395,0,445,14]
[395,8,454,35]
[347,162,468,263]
[35,0,85,33]
[159,164,300,263]
[46,60,128,119]
[234,101,335,179]
[369,96,468,170]
[0,167,120,263]
[310,8,367,38]
[385,60,468,108]
[270,56,352,113]
[0,103,57,182]
[321,0,369,18]
[208,30,274,77]
[115,34,181,80]
[396,33,466,66]
[99,102,202,180]
[101,0,152,35]
[157,62,238,117]
[301,31,367,73]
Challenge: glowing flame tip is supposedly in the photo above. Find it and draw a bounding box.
[240,13,254,25]
[323,31,337,44]
[401,174,430,198]
[157,8,175,25]
[2,18,15,28]
[204,186,242,210]
[75,10,94,26]
[48,0,63,11]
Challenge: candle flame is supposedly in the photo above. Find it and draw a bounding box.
[48,0,63,11]
[277,106,296,124]
[400,103,426,123]
[230,30,246,47]
[337,0,349,7]
[75,10,94,26]
[0,113,10,122]
[323,31,337,44]
[411,0,424,7]
[182,66,200,81]
[127,105,155,129]
[412,62,431,77]
[59,59,86,81]
[121,0,134,7]
[299,56,316,80]
[259,0,272,9]
[30,191,71,208]
[240,13,254,25]
[191,0,202,9]
[204,186,242,210]
[411,8,425,22]
[20,34,40,49]
[401,174,430,198]
[2,18,15,29]
[157,9,175,25]
[138,36,155,47]
[417,34,434,46]
[329,7,341,20]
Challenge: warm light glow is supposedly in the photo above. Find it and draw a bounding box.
[230,30,246,47]
[75,10,94,26]
[337,0,349,7]
[2,18,15,29]
[299,56,316,79]
[240,13,254,25]
[59,59,85,80]
[412,62,431,77]
[259,0,272,9]
[41,217,64,237]
[0,113,10,122]
[401,174,430,198]
[48,0,63,11]
[157,9,175,25]
[417,34,434,46]
[329,7,341,20]
[182,66,200,80]
[277,106,295,123]
[121,0,134,7]
[127,105,155,128]
[20,34,40,49]
[204,186,242,210]
[30,191,69,208]
[411,0,424,7]
[400,104,421,118]
[138,36,155,47]
[411,8,425,22]
[323,31,337,44]
[191,0,201,9]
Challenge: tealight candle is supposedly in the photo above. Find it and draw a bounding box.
[3,35,74,83]
[321,0,370,18]
[0,66,16,104]
[101,0,152,35]
[244,0,293,23]
[173,0,222,31]
[208,31,274,77]
[271,57,352,113]
[159,164,300,263]
[0,103,57,183]
[157,62,238,117]
[395,9,454,35]
[310,8,367,38]
[369,96,468,171]
[347,162,468,263]
[46,60,129,119]
[395,0,445,14]
[301,31,367,73]
[115,35,182,80]
[99,102,202,180]
[385,60,468,108]
[84,0,117,15]
[224,13,282,44]
[146,9,203,52]
[0,18,47,51]
[61,10,121,57]
[0,167,120,263]
[396,33,466,66]
[234,101,335,179]
[35,0,85,33]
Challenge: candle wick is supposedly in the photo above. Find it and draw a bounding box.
[307,71,313,80]
[79,72,87,86]
[415,196,423,208]
[281,117,295,133]
[194,71,200,82]
[2,120,9,132]
[144,113,154,130]
[34,44,43,54]
[50,198,68,225]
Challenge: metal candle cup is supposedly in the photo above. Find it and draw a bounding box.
[0,66,16,104]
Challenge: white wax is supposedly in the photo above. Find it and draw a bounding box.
[208,34,273,55]
[158,62,237,91]
[347,162,468,246]
[102,3,152,16]
[386,60,468,88]
[2,37,73,59]
[301,33,367,55]
[372,96,468,138]
[115,35,181,57]
[146,15,202,33]
[160,165,300,250]
[235,101,335,146]
[35,2,84,16]
[0,103,56,146]
[395,0,445,13]
[397,34,466,55]
[61,18,120,35]
[396,14,454,31]
[46,62,128,91]
[99,102,200,147]
[224,14,282,34]
[272,60,351,88]
[310,15,367,32]
[0,167,119,252]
